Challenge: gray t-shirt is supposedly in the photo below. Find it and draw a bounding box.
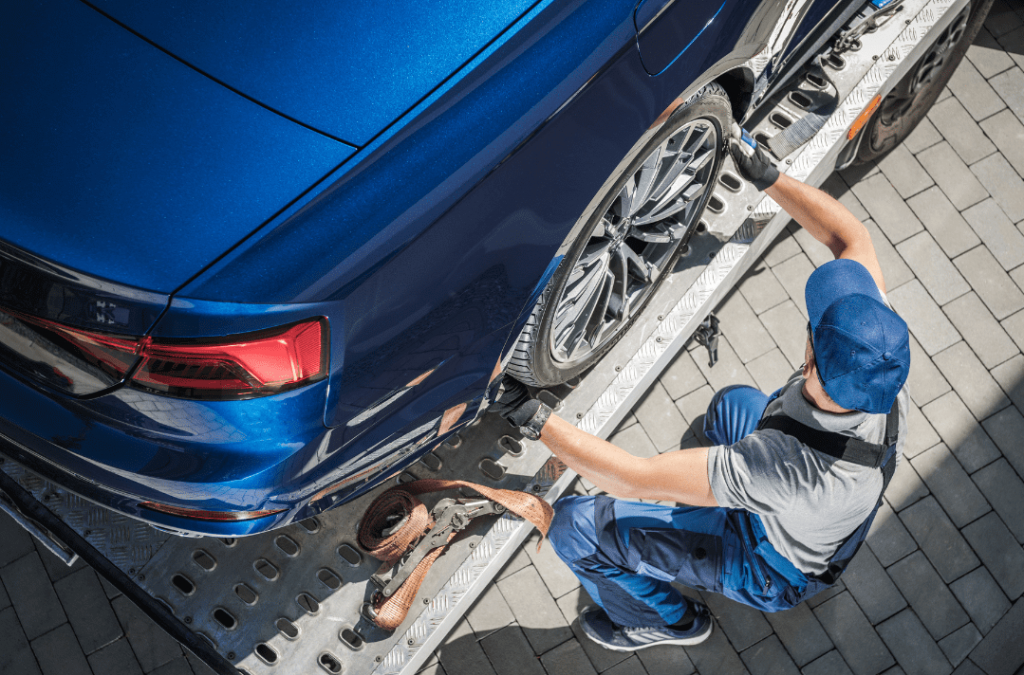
[707,372,908,575]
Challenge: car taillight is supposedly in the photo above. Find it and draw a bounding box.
[131,319,328,400]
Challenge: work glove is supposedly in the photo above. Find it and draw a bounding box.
[728,122,779,191]
[489,377,542,428]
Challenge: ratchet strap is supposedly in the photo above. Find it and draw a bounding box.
[358,479,553,631]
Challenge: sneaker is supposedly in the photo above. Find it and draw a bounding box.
[579,604,713,651]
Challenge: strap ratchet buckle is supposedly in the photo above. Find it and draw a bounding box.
[834,0,905,54]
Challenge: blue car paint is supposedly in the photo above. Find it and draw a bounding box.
[0,0,811,535]
[634,0,731,76]
[85,0,542,146]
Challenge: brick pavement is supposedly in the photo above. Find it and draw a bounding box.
[2,7,1024,675]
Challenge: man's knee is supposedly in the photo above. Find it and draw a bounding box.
[549,495,599,563]
[704,384,770,446]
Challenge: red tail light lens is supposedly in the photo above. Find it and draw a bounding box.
[131,319,328,400]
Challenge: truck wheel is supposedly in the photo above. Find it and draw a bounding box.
[855,0,992,163]
[508,83,731,387]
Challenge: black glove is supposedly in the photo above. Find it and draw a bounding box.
[489,377,541,428]
[729,133,779,191]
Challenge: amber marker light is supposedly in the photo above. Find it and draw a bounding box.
[848,94,882,140]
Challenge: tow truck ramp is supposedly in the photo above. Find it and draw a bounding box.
[0,0,966,672]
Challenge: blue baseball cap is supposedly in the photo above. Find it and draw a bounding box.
[805,259,910,414]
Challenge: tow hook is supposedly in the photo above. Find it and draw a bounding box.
[694,313,721,367]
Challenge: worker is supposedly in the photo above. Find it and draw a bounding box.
[490,127,911,651]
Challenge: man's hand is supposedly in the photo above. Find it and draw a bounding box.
[489,377,541,428]
[728,123,779,191]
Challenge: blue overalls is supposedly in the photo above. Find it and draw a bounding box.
[548,384,899,627]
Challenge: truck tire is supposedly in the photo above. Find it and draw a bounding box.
[508,82,732,387]
[855,0,993,163]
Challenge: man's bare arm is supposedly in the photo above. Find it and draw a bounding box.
[539,414,718,506]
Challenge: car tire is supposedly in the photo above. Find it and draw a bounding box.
[508,82,732,387]
[855,0,993,163]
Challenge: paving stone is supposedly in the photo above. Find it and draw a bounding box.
[770,254,815,318]
[0,511,38,568]
[111,594,181,673]
[499,547,535,581]
[909,444,990,527]
[972,154,1024,227]
[906,335,951,407]
[980,110,1024,178]
[740,263,790,315]
[498,565,572,655]
[150,656,194,675]
[703,593,773,653]
[0,605,41,675]
[184,649,217,675]
[0,552,68,641]
[953,245,1024,320]
[717,290,775,364]
[763,603,833,667]
[758,301,807,370]
[967,597,1024,675]
[939,624,982,668]
[962,512,1024,600]
[741,635,800,675]
[555,587,631,674]
[980,404,1024,479]
[790,224,833,268]
[525,531,581,600]
[694,337,758,394]
[609,417,659,461]
[481,625,547,675]
[632,382,691,453]
[922,392,1002,474]
[821,173,870,222]
[895,232,970,305]
[87,637,143,675]
[682,622,751,675]
[927,98,996,165]
[876,609,952,675]
[903,400,941,459]
[990,354,1024,413]
[932,342,1009,419]
[903,117,943,154]
[676,385,716,444]
[885,458,929,512]
[763,229,803,267]
[813,593,895,675]
[866,502,917,567]
[898,497,979,582]
[941,292,1018,369]
[888,281,961,356]
[947,57,1006,121]
[98,574,121,601]
[852,174,925,244]
[0,578,8,611]
[1000,25,1024,70]
[660,349,705,401]
[805,579,846,609]
[839,547,906,625]
[803,651,855,675]
[614,412,639,435]
[601,656,646,675]
[540,639,598,675]
[991,68,1024,122]
[438,619,498,675]
[950,660,984,675]
[972,459,1024,544]
[917,143,989,211]
[54,567,123,655]
[968,26,1016,76]
[986,1,1023,39]
[864,220,913,290]
[31,623,91,675]
[950,567,1012,636]
[746,349,794,393]
[906,188,981,259]
[840,162,880,186]
[887,551,970,640]
[963,200,1024,270]
[876,143,935,198]
[636,642,696,675]
[467,581,516,639]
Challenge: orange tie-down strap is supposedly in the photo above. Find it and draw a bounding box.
[357,480,554,631]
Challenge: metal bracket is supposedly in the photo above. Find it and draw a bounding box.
[693,313,721,367]
[0,488,78,566]
[834,0,905,54]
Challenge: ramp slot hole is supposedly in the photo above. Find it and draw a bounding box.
[254,559,279,581]
[789,91,812,109]
[192,550,216,572]
[479,458,506,481]
[421,452,442,471]
[317,568,343,591]
[171,574,195,596]
[220,538,237,547]
[319,652,343,674]
[719,173,742,192]
[276,618,300,640]
[498,436,524,457]
[213,608,237,630]
[805,72,827,88]
[255,643,278,665]
[299,518,321,534]
[827,53,846,70]
[234,583,258,606]
[337,544,362,567]
[707,196,725,214]
[340,628,364,650]
[769,113,793,129]
[297,592,321,615]
[275,535,300,557]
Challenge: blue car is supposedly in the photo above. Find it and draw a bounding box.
[0,0,985,536]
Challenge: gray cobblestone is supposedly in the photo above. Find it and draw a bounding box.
[963,199,1024,270]
[555,587,631,673]
[497,565,572,655]
[989,354,1024,413]
[438,619,498,675]
[903,401,941,459]
[906,335,951,407]
[967,27,1014,77]
[979,404,1024,479]
[467,581,516,639]
[739,263,789,315]
[0,511,37,568]
[111,594,182,673]
[498,541,533,581]
[694,336,758,393]
[967,597,1024,675]
[865,219,915,291]
[1000,25,1024,70]
[717,290,775,364]
[608,422,658,460]
[851,174,925,244]
[34,541,85,584]
[525,531,580,600]
[149,657,194,675]
[540,639,599,675]
[763,602,833,667]
[938,624,982,668]
[876,144,934,199]
[31,623,91,675]
[813,592,894,675]
[985,2,1021,40]
[917,143,989,211]
[906,188,980,259]
[950,660,984,675]
[0,605,40,675]
[801,651,853,675]
[481,625,548,675]
[636,643,696,675]
[971,458,1024,543]
[979,110,1024,178]
[876,609,952,675]
[947,58,1006,121]
[54,567,123,655]
[684,622,751,675]
[971,153,1024,226]
[909,443,990,527]
[961,513,1024,600]
[991,68,1024,122]
[763,229,803,268]
[790,223,833,268]
[954,246,1024,320]
[602,656,646,675]
[922,392,1002,473]
[746,349,794,392]
[633,382,691,453]
[866,502,917,567]
[758,301,810,370]
[88,637,143,675]
[887,551,969,640]
[885,459,929,513]
[771,253,815,318]
[903,117,943,154]
[888,281,961,356]
[0,552,67,641]
[840,547,906,625]
[660,349,705,401]
[932,342,1009,419]
[0,578,8,611]
[941,292,1018,369]
[676,385,715,443]
[950,566,1011,635]
[895,232,969,305]
[927,98,996,165]
[805,579,846,609]
[741,635,800,675]
[703,593,772,653]
[899,497,979,583]
[821,173,870,222]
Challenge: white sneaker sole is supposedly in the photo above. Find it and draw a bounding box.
[581,616,714,652]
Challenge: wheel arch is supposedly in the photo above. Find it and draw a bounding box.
[714,67,757,124]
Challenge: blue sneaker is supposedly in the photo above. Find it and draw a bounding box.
[579,604,713,651]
